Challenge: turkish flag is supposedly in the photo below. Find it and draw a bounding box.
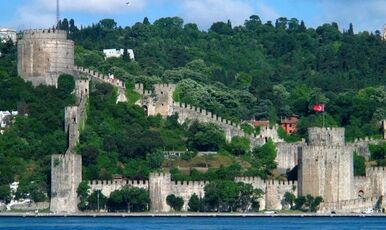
[313,104,325,112]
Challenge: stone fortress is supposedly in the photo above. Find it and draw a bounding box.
[16,29,385,213]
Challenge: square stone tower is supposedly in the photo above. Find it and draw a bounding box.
[298,128,354,202]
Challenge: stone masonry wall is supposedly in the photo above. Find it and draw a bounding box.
[319,197,378,213]
[235,177,297,210]
[275,142,304,171]
[299,145,354,202]
[89,173,297,212]
[89,179,149,197]
[299,128,354,203]
[50,153,82,213]
[74,66,127,103]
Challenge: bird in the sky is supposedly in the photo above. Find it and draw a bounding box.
[126,2,130,6]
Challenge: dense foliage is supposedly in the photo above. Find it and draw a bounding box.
[0,41,75,202]
[65,16,385,141]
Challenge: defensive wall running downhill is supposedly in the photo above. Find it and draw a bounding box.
[73,66,128,103]
[134,82,280,145]
[50,79,89,214]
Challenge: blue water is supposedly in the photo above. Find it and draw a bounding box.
[0,217,385,230]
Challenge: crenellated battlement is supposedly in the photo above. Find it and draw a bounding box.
[22,29,68,40]
[302,145,354,154]
[308,127,345,146]
[366,167,386,174]
[74,66,126,89]
[172,102,239,129]
[89,179,149,187]
[172,180,207,187]
[149,172,172,178]
[235,177,296,186]
[319,197,378,213]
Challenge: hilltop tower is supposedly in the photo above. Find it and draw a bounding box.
[298,128,354,202]
[17,29,74,87]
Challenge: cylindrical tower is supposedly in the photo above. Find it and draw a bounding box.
[17,29,74,87]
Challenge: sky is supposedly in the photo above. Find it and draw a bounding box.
[0,0,385,33]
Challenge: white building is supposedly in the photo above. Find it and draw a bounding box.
[0,111,18,134]
[0,28,17,43]
[103,49,135,60]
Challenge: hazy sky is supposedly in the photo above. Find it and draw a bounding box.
[0,0,385,33]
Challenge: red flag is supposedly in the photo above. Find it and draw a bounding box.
[313,104,325,112]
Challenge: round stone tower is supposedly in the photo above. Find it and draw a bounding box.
[17,29,74,87]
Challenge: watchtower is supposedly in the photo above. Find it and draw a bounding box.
[17,29,74,87]
[298,127,354,202]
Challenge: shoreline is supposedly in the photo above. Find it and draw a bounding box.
[0,212,385,218]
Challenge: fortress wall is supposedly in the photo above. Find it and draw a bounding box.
[235,177,297,210]
[265,180,298,210]
[50,153,82,213]
[353,176,371,199]
[50,79,88,214]
[171,181,207,211]
[88,179,149,198]
[74,66,126,89]
[319,197,377,213]
[172,102,245,142]
[366,167,386,197]
[276,142,303,171]
[299,145,354,203]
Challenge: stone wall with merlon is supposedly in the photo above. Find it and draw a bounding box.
[171,181,207,211]
[308,127,345,146]
[89,179,149,197]
[319,197,378,213]
[366,167,386,197]
[353,176,371,199]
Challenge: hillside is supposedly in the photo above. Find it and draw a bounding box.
[65,16,386,141]
[0,16,385,202]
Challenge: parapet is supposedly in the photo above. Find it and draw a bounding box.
[307,127,345,146]
[89,179,149,187]
[366,167,386,176]
[22,29,68,40]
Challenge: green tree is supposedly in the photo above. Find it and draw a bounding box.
[283,192,296,209]
[354,153,366,176]
[0,185,11,203]
[188,193,201,212]
[77,181,90,211]
[250,139,277,178]
[227,136,250,155]
[166,194,184,211]
[87,190,107,211]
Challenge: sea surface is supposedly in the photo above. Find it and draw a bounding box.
[0,217,385,230]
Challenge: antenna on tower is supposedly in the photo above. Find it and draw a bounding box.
[56,0,60,27]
